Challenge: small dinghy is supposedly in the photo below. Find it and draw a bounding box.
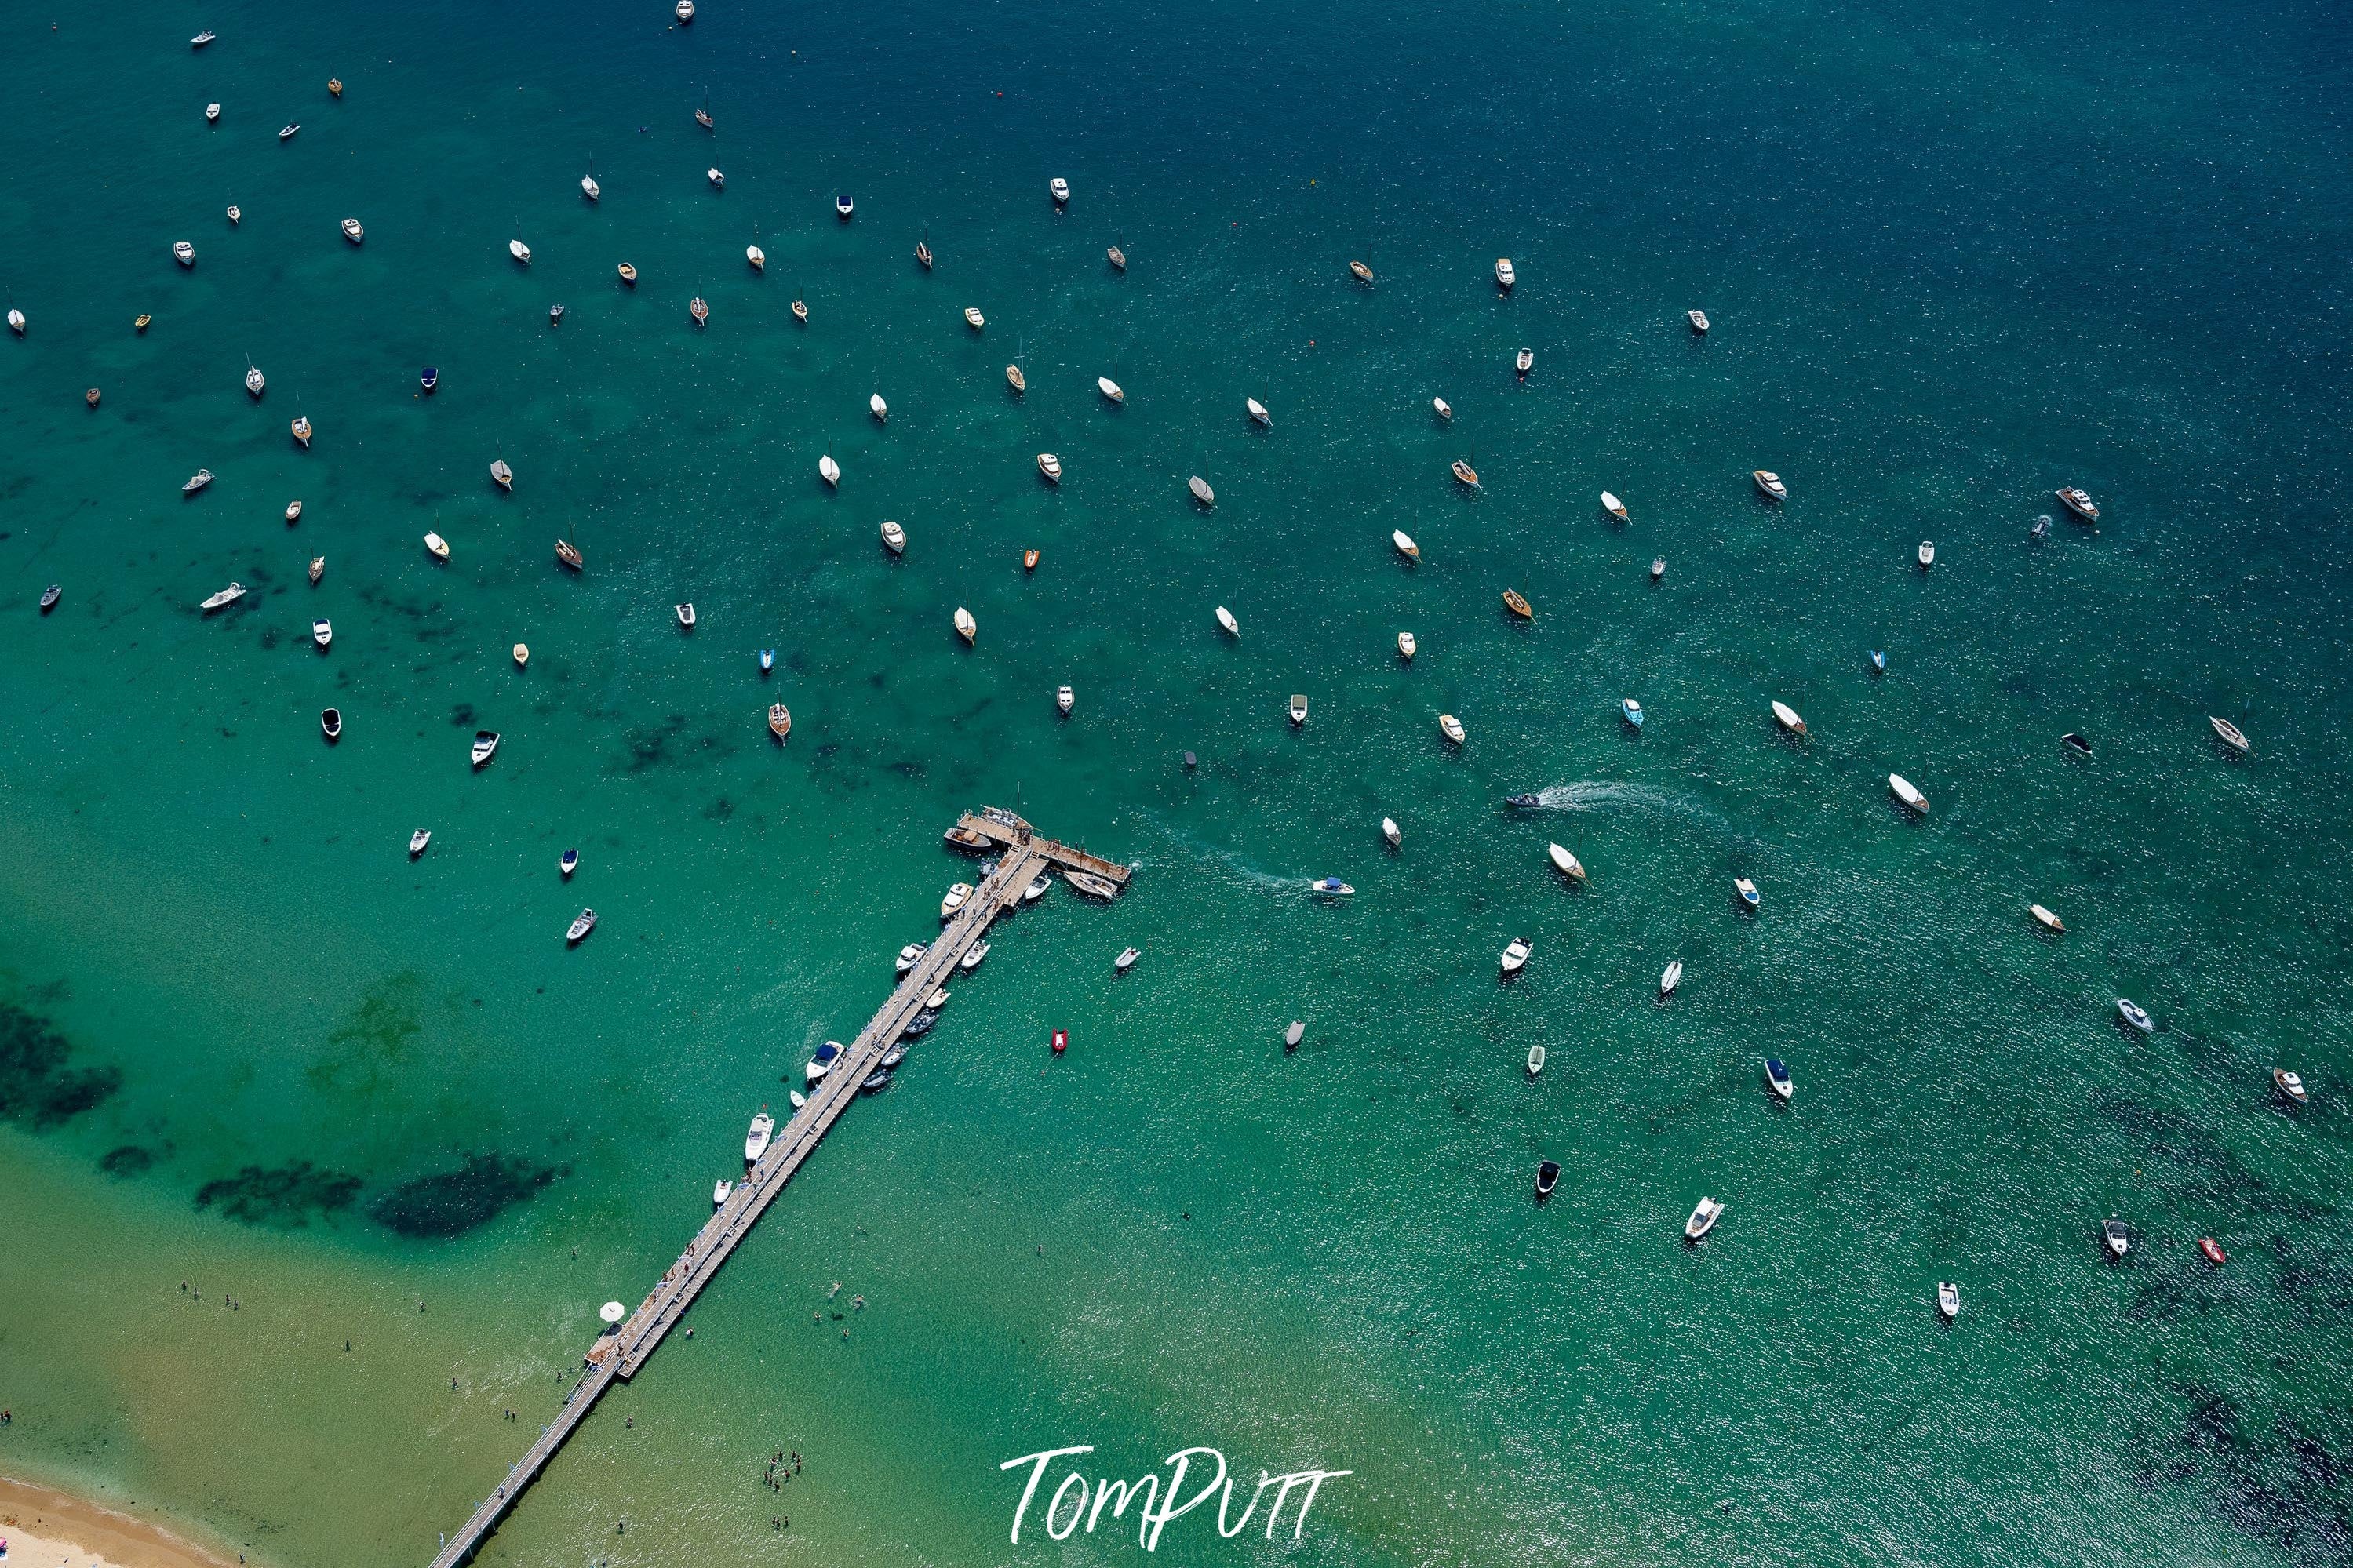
[280,123,300,141]
[1393,529,1419,561]
[2103,1217,2129,1258]
[1620,698,1645,729]
[1889,773,1929,813]
[1104,245,1126,271]
[1285,1020,1306,1051]
[1772,700,1807,736]
[1688,309,1710,333]
[490,459,514,491]
[1870,650,1887,672]
[767,703,791,740]
[1382,817,1402,849]
[869,392,887,423]
[896,942,929,974]
[1114,946,1140,974]
[1660,960,1683,997]
[1006,363,1026,393]
[227,206,241,224]
[2062,732,2093,755]
[1601,491,1629,522]
[342,217,364,244]
[953,606,976,643]
[1065,870,1119,900]
[1504,589,1533,619]
[1056,685,1074,715]
[1310,877,1354,897]
[789,1090,807,1111]
[184,470,213,494]
[424,531,450,561]
[40,584,61,611]
[1528,1046,1546,1079]
[617,264,637,286]
[707,167,724,189]
[676,603,696,629]
[940,882,973,920]
[2198,1239,2226,1266]
[566,909,597,944]
[174,240,196,267]
[285,500,303,524]
[1098,377,1125,405]
[926,988,949,1010]
[200,582,246,612]
[1753,469,1787,500]
[712,1179,732,1207]
[1216,605,1239,637]
[1495,256,1516,289]
[561,849,578,878]
[1397,631,1417,660]
[1534,1159,1561,1199]
[881,519,906,554]
[321,708,341,740]
[805,1043,843,1083]
[1548,843,1585,880]
[965,307,986,329]
[548,304,566,326]
[408,828,432,857]
[960,940,989,971]
[818,455,840,486]
[1248,398,1270,426]
[308,556,325,584]
[1937,1282,1960,1319]
[2209,715,2250,753]
[1499,937,1532,975]
[2274,1067,2309,1104]
[1685,1197,1725,1241]
[2117,999,2154,1033]
[1765,1058,1793,1101]
[557,539,582,569]
[1452,459,1479,487]
[469,730,501,766]
[1036,452,1061,482]
[1051,176,1071,204]
[880,1045,906,1070]
[1290,693,1309,726]
[1734,877,1761,909]
[791,300,808,323]
[1438,713,1466,744]
[1917,540,1935,569]
[2056,487,2100,522]
[291,416,311,446]
[677,0,694,20]
[746,1111,777,1162]
[1651,557,1665,581]
[2030,904,2066,933]
[312,619,332,649]
[1515,348,1533,375]
[1433,396,1452,420]
[1349,260,1374,283]
[1189,475,1215,507]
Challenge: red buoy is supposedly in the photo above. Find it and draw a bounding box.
[1051,1029,1068,1055]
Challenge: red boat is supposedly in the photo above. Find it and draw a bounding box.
[1051,1029,1068,1055]
[2198,1238,2226,1266]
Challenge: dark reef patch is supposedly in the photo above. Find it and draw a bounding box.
[624,714,691,773]
[370,1153,563,1239]
[194,1161,363,1227]
[0,1001,121,1128]
[100,1144,154,1177]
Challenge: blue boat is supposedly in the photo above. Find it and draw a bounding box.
[759,649,774,673]
[1311,877,1354,897]
[421,366,438,393]
[835,193,854,219]
[1765,1059,1793,1101]
[804,1041,843,1082]
[1870,650,1886,672]
[1620,698,1645,729]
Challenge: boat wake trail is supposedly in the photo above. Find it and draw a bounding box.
[1534,780,1721,825]
[1138,817,1316,894]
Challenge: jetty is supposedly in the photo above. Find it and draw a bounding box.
[425,809,1124,1568]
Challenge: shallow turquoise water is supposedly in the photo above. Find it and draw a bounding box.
[1,0,2349,1562]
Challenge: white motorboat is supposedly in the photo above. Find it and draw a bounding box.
[1309,878,1353,897]
[191,31,216,45]
[869,393,887,423]
[561,849,578,878]
[818,455,840,487]
[2274,1068,2309,1104]
[712,1179,732,1207]
[1515,347,1533,374]
[1350,260,1375,283]
[2056,486,2100,522]
[1499,937,1532,975]
[896,942,927,974]
[566,909,597,944]
[1734,877,1761,908]
[1050,176,1070,204]
[707,166,725,189]
[1105,245,1124,269]
[1438,713,1465,744]
[1290,693,1308,726]
[1937,1282,1960,1320]
[1216,605,1239,637]
[1685,1198,1725,1240]
[285,499,304,525]
[311,619,332,649]
[205,103,220,124]
[880,520,906,554]
[746,244,765,270]
[960,940,989,970]
[582,166,600,202]
[1397,631,1416,660]
[1036,452,1061,482]
[2030,904,2066,933]
[789,1090,807,1110]
[1433,396,1452,420]
[1547,843,1586,880]
[953,606,976,643]
[424,531,450,560]
[1247,398,1271,426]
[1527,1044,1546,1076]
[966,307,986,329]
[1772,700,1807,736]
[927,988,949,1010]
[1393,529,1419,561]
[1753,469,1787,500]
[2103,1217,2129,1258]
[2117,999,2154,1033]
[513,643,529,668]
[1765,1058,1793,1101]
[805,1043,843,1083]
[1495,256,1516,289]
[1918,541,1936,568]
[940,882,973,920]
[341,217,364,243]
[1651,557,1666,581]
[509,238,530,264]
[1114,946,1140,974]
[2209,715,2250,753]
[1382,817,1401,849]
[316,710,339,746]
[1189,475,1215,507]
[745,1111,776,1163]
[1688,309,1710,333]
[471,730,500,766]
[199,582,246,612]
[1285,1021,1306,1050]
[676,603,696,629]
[1660,960,1683,997]
[1098,376,1124,404]
[409,829,431,857]
[245,362,266,397]
[490,459,513,490]
[1056,685,1074,715]
[174,241,195,267]
[227,205,240,224]
[279,123,299,141]
[1889,773,1929,812]
[1601,491,1628,522]
[7,307,24,334]
[1022,875,1049,902]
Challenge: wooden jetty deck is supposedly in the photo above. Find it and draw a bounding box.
[425,811,1120,1568]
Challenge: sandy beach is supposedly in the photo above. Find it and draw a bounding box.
[0,1478,240,1568]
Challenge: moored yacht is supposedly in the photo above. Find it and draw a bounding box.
[1754,469,1787,500]
[1438,713,1465,744]
[1499,937,1532,975]
[1247,398,1270,426]
[566,909,597,944]
[1548,843,1585,880]
[1397,631,1416,660]
[880,519,906,554]
[1685,1197,1725,1240]
[471,730,500,766]
[1495,256,1516,289]
[1772,700,1807,736]
[1393,529,1419,561]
